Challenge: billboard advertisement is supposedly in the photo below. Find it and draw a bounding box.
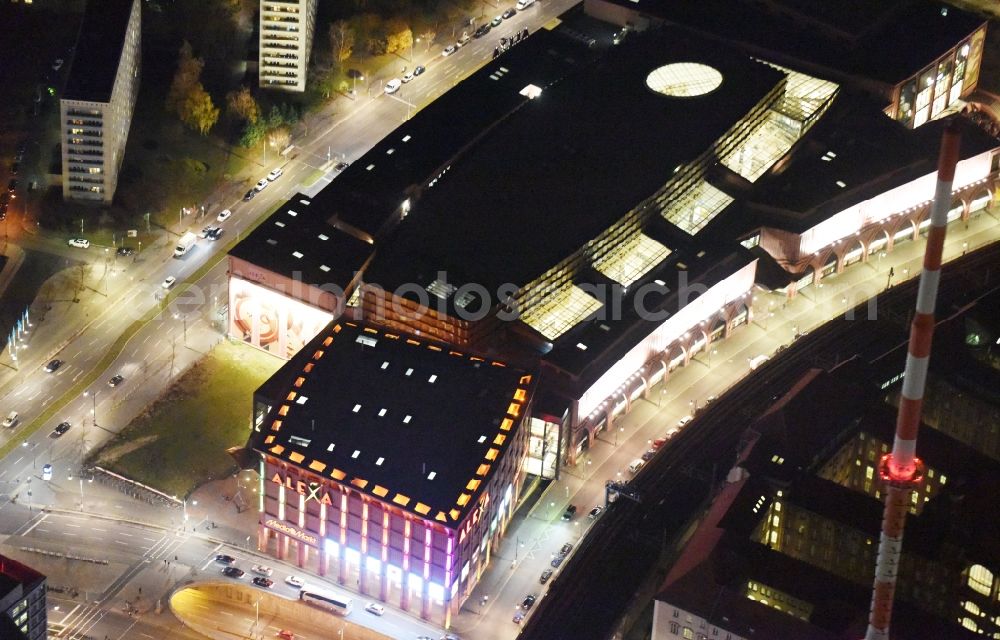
[229,277,333,359]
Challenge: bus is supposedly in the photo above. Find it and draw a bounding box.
[300,587,353,616]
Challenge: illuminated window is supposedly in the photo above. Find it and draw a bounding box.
[594,233,671,286]
[646,63,722,97]
[520,283,603,340]
[968,564,994,596]
[660,179,733,235]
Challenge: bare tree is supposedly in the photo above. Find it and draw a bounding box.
[329,20,355,64]
[419,29,436,49]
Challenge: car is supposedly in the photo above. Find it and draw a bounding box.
[560,542,573,556]
[402,72,414,83]
[42,464,53,481]
[278,631,295,640]
[243,188,256,201]
[491,15,503,26]
[208,228,224,240]
[0,202,7,216]
[161,276,177,289]
[267,168,283,181]
[365,603,385,616]
[199,226,215,238]
[474,24,491,38]
[44,359,62,373]
[539,569,553,584]
[413,65,426,76]
[52,58,64,71]
[749,354,770,370]
[550,554,564,568]
[251,564,273,576]
[385,79,402,94]
[51,422,72,438]
[520,595,536,610]
[8,179,18,193]
[334,161,350,171]
[255,179,269,192]
[442,44,457,56]
[252,577,274,589]
[441,635,460,640]
[503,7,517,18]
[2,411,18,428]
[108,375,124,387]
[67,238,90,249]
[628,458,645,474]
[116,246,135,256]
[284,575,305,588]
[705,395,718,405]
[561,504,577,521]
[665,427,681,439]
[642,448,657,462]
[652,437,667,449]
[512,609,525,624]
[222,566,245,579]
[588,506,603,519]
[677,415,694,427]
[215,554,236,564]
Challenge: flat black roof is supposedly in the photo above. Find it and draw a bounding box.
[366,28,785,294]
[607,0,985,86]
[250,321,535,526]
[64,0,135,103]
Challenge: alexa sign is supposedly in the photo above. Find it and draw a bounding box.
[271,473,334,506]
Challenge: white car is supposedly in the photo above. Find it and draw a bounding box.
[677,415,694,427]
[67,238,90,249]
[364,603,385,616]
[267,168,283,181]
[442,45,457,56]
[42,464,53,481]
[2,411,19,428]
[255,178,269,192]
[251,564,273,576]
[52,58,64,71]
[402,72,414,83]
[284,575,305,588]
[384,79,402,94]
[161,276,177,289]
[216,209,232,222]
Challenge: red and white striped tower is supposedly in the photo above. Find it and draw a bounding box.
[863,121,961,640]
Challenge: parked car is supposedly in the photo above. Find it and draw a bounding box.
[458,33,471,46]
[642,448,657,462]
[67,238,90,249]
[44,359,62,373]
[512,609,525,624]
[116,246,135,256]
[267,168,283,181]
[42,464,53,481]
[413,65,426,76]
[491,15,503,26]
[628,459,645,474]
[502,7,517,18]
[108,375,124,387]
[52,422,71,438]
[442,44,457,56]
[677,415,694,427]
[402,72,414,83]
[161,276,177,289]
[252,577,273,589]
[243,188,256,201]
[588,506,603,519]
[222,566,245,579]
[284,575,304,588]
[255,179,269,192]
[2,411,18,428]
[561,504,577,521]
[333,161,350,171]
[365,603,385,616]
[652,437,667,449]
[550,554,565,569]
[278,631,295,640]
[539,569,553,584]
[520,595,536,610]
[385,78,402,94]
[474,24,492,38]
[560,542,573,556]
[215,554,236,565]
[251,564,273,576]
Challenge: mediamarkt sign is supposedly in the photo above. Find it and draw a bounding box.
[271,473,334,506]
[265,519,318,546]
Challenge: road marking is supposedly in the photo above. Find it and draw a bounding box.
[21,514,48,536]
[115,540,129,545]
[64,532,77,536]
[65,522,81,528]
[219,610,234,616]
[119,532,133,537]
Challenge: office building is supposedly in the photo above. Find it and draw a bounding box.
[259,0,318,92]
[0,555,46,640]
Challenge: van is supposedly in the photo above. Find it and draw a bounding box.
[628,459,645,474]
[3,411,18,428]
[516,0,535,9]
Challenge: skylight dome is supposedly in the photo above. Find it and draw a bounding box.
[646,63,723,97]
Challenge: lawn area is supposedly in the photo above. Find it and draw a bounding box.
[90,340,281,498]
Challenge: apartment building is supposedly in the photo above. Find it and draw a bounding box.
[60,0,141,204]
[259,0,318,92]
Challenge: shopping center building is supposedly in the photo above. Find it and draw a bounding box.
[249,321,535,626]
[230,7,1000,473]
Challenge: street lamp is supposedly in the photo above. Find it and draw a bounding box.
[83,390,99,427]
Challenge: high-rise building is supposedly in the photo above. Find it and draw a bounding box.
[0,555,47,640]
[60,0,141,204]
[259,0,318,92]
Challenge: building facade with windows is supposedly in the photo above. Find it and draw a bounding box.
[0,555,46,640]
[249,321,535,628]
[259,0,318,92]
[60,0,141,203]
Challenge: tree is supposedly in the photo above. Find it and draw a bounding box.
[419,29,436,50]
[226,86,259,124]
[384,21,412,55]
[329,20,355,64]
[239,119,267,148]
[180,85,220,135]
[267,126,291,153]
[166,41,204,115]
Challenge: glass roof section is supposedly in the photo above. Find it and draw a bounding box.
[661,180,734,235]
[521,283,603,341]
[646,63,723,98]
[594,233,671,287]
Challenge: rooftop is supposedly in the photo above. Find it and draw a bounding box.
[250,321,534,526]
[0,554,45,601]
[63,0,135,103]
